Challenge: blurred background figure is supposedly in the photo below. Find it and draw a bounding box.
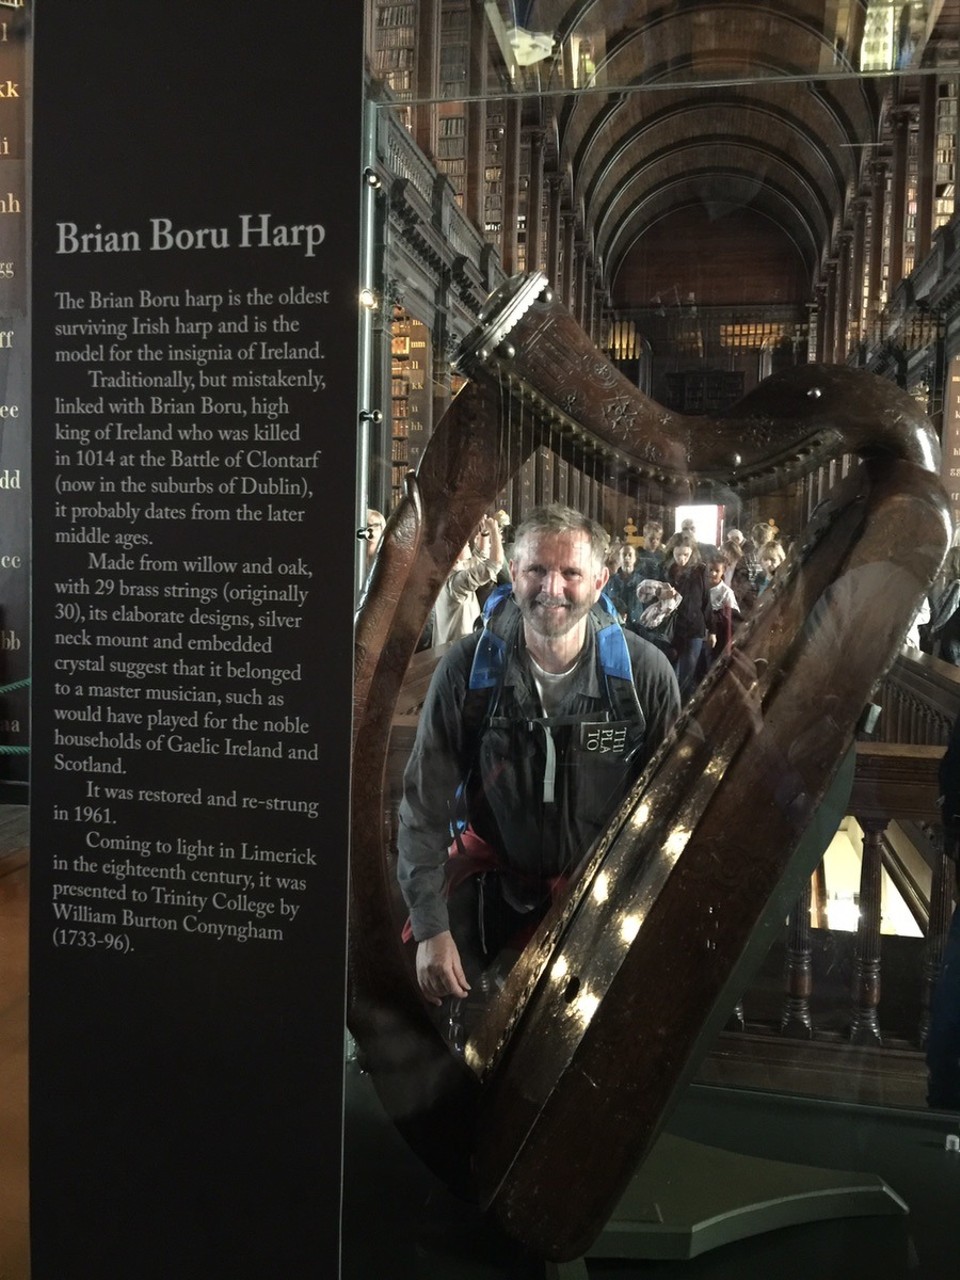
[680,516,719,564]
[660,531,712,698]
[720,535,757,615]
[754,541,785,595]
[433,514,504,645]
[635,520,666,580]
[704,552,741,667]
[360,508,386,578]
[606,542,641,629]
[741,519,777,586]
[602,541,627,615]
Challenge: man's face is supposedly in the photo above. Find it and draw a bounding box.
[761,553,778,575]
[706,562,724,587]
[673,544,692,568]
[511,529,606,641]
[620,545,636,573]
[644,527,661,552]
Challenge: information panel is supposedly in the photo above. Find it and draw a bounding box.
[0,0,27,799]
[30,8,362,1276]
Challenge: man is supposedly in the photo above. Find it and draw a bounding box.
[634,520,666,582]
[680,516,719,565]
[397,504,680,1005]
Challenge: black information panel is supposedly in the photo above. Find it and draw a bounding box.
[0,2,28,799]
[30,7,362,1277]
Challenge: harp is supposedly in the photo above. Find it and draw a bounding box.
[350,272,949,1261]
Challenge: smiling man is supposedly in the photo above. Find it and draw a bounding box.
[397,504,680,1007]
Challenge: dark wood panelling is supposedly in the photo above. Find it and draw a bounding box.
[612,205,810,307]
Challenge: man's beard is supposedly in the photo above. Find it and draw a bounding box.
[517,591,593,639]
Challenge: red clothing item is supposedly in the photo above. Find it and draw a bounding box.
[401,825,567,947]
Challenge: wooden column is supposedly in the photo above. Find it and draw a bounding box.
[574,240,587,326]
[594,284,606,348]
[583,258,596,339]
[849,196,868,347]
[781,877,815,1038]
[920,837,957,1044]
[501,96,522,276]
[834,233,852,364]
[545,173,562,286]
[525,128,546,274]
[814,282,828,363]
[823,260,838,364]
[464,0,487,230]
[888,109,910,290]
[867,158,888,338]
[413,0,440,160]
[849,817,886,1046]
[560,212,575,309]
[917,75,937,265]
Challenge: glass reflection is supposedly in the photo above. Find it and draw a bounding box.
[356,0,960,1138]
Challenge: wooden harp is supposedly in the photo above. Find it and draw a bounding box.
[350,272,950,1259]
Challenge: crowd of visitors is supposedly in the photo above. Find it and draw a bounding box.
[364,503,797,699]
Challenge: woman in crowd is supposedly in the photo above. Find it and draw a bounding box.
[705,552,741,665]
[660,531,712,698]
[720,536,757,615]
[754,541,785,596]
[741,520,776,587]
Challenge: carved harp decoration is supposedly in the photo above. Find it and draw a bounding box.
[350,272,950,1261]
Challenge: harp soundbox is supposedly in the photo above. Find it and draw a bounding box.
[350,273,949,1260]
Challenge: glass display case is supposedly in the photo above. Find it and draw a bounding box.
[349,3,960,1276]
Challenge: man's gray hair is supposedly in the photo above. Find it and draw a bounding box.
[512,504,609,568]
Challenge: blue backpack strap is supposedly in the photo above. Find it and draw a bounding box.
[455,592,516,832]
[591,606,645,729]
[597,590,619,619]
[469,584,513,691]
[482,581,513,623]
[595,613,633,682]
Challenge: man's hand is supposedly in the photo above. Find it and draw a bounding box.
[416,931,471,1006]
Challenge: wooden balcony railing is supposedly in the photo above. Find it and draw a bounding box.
[732,649,959,1068]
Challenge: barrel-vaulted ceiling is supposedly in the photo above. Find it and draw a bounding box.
[507,1,960,304]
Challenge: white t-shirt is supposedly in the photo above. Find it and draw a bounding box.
[709,581,738,612]
[528,652,583,716]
